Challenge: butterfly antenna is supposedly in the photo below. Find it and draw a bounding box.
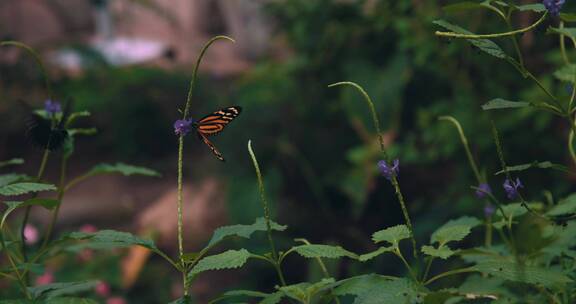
[58,97,73,128]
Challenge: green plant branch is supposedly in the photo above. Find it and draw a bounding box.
[439,116,482,183]
[0,41,53,99]
[328,81,417,259]
[41,153,68,248]
[248,140,287,286]
[560,21,571,66]
[435,13,547,39]
[394,248,418,282]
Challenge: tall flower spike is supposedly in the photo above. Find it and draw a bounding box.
[543,0,566,16]
[378,159,399,181]
[174,119,193,136]
[475,183,492,199]
[503,178,523,200]
[44,99,61,116]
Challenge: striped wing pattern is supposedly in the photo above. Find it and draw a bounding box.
[194,106,242,161]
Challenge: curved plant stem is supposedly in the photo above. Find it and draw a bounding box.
[248,140,287,286]
[424,267,478,285]
[41,153,68,248]
[174,35,234,296]
[0,41,53,100]
[560,21,571,66]
[435,13,547,39]
[439,116,482,182]
[328,81,417,259]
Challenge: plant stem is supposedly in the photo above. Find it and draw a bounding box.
[438,116,482,182]
[175,35,234,296]
[328,81,417,259]
[560,21,571,66]
[41,153,68,248]
[424,267,477,285]
[435,13,547,39]
[247,140,287,286]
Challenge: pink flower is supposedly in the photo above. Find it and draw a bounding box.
[95,281,111,297]
[80,224,97,233]
[78,248,94,262]
[24,224,39,245]
[106,297,126,304]
[35,271,54,285]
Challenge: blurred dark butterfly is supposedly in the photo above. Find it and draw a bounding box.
[22,99,72,151]
[194,106,242,161]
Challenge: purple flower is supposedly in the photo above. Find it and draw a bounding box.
[173,119,193,136]
[543,0,565,16]
[503,178,523,200]
[377,159,399,180]
[484,204,495,217]
[475,183,492,199]
[44,99,61,115]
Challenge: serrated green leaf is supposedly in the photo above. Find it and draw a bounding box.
[542,222,576,258]
[258,292,284,304]
[0,158,24,168]
[481,98,531,110]
[472,260,572,287]
[189,249,252,278]
[515,3,545,12]
[372,225,410,247]
[495,161,570,175]
[358,247,394,262]
[207,217,287,247]
[0,182,56,196]
[555,64,576,83]
[333,275,419,304]
[547,193,576,216]
[86,163,161,177]
[422,245,455,259]
[433,20,508,59]
[431,216,480,245]
[293,244,358,259]
[64,230,158,251]
[28,281,98,300]
[0,174,31,187]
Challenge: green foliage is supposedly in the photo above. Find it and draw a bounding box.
[433,20,508,59]
[27,281,98,300]
[332,274,420,304]
[85,162,161,178]
[188,249,253,279]
[207,217,287,247]
[0,182,56,196]
[472,259,572,287]
[292,244,358,259]
[430,216,480,245]
[65,230,157,251]
[0,159,24,168]
[481,98,532,110]
[2,199,60,228]
[371,225,410,248]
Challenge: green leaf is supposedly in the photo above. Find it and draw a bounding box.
[68,128,98,137]
[548,27,576,41]
[293,244,358,259]
[560,13,576,22]
[481,98,531,110]
[207,217,287,247]
[495,161,570,175]
[472,259,572,287]
[168,296,192,304]
[422,245,455,259]
[554,64,576,83]
[0,182,56,196]
[0,174,30,187]
[515,3,546,12]
[333,275,419,304]
[189,249,252,279]
[2,199,60,228]
[86,162,161,177]
[433,20,508,59]
[0,263,44,275]
[431,216,481,245]
[279,278,336,302]
[0,299,98,304]
[547,193,576,216]
[358,247,394,262]
[67,111,91,126]
[65,230,158,251]
[0,158,24,168]
[28,281,98,300]
[372,225,410,247]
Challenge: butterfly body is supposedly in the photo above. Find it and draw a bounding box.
[22,99,72,151]
[192,106,242,161]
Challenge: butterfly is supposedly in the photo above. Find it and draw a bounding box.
[193,106,242,161]
[22,99,72,151]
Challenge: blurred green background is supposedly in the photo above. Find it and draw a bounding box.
[1,0,575,302]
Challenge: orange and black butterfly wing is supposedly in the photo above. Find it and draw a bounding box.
[194,106,241,161]
[196,106,242,136]
[198,133,225,161]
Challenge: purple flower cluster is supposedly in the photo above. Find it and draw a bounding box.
[543,0,566,16]
[377,159,399,181]
[173,119,193,136]
[44,99,61,116]
[503,178,523,200]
